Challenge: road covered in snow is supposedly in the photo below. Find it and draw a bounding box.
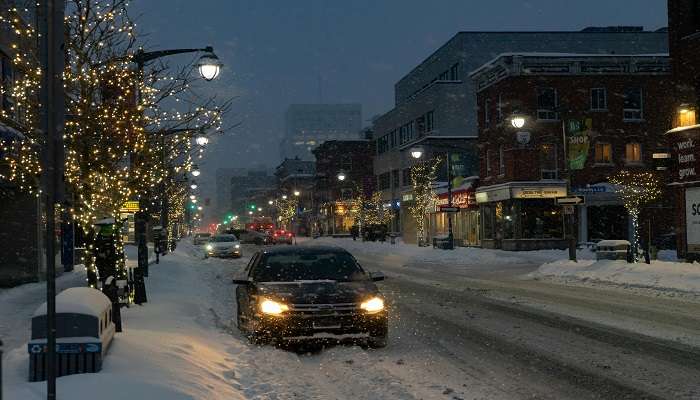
[2,238,700,399]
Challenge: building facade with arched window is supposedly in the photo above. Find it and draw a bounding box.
[471,53,675,250]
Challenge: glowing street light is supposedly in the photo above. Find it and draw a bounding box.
[410,146,425,159]
[190,183,198,190]
[195,135,209,146]
[510,115,526,129]
[190,195,196,200]
[282,195,288,200]
[191,165,201,177]
[337,171,346,181]
[293,190,300,197]
[268,200,274,205]
[257,207,263,212]
[197,52,223,81]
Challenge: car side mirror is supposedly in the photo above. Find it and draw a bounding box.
[370,272,385,282]
[232,278,250,285]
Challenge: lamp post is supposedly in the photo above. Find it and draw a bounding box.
[133,46,222,279]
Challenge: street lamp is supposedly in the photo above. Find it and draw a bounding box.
[190,195,196,200]
[294,190,301,197]
[191,165,201,177]
[510,114,526,129]
[195,135,209,147]
[282,195,288,200]
[257,207,262,212]
[337,171,347,181]
[190,183,198,190]
[410,146,425,159]
[268,200,274,205]
[197,52,223,81]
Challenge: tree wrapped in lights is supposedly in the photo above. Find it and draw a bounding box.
[276,197,298,229]
[608,170,662,261]
[409,158,441,246]
[0,5,42,193]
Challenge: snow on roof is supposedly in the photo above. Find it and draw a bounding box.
[470,52,669,77]
[33,287,111,318]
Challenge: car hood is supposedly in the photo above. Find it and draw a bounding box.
[256,280,378,304]
[210,242,238,248]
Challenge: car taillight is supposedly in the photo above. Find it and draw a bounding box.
[288,233,292,237]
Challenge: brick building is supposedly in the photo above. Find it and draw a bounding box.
[372,27,667,244]
[665,0,700,259]
[471,53,675,250]
[274,158,316,235]
[312,139,375,235]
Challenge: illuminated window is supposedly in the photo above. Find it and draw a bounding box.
[625,142,642,164]
[678,106,697,127]
[594,142,612,164]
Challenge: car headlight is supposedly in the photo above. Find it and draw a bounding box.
[259,298,289,315]
[360,297,385,313]
[235,244,240,249]
[205,244,213,251]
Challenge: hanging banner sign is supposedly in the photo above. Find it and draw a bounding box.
[566,118,592,170]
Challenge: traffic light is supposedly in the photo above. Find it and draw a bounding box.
[249,204,256,210]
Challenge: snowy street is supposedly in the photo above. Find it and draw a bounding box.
[3,239,700,399]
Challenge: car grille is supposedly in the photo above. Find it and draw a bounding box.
[288,303,359,317]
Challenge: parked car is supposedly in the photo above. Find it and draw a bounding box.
[233,246,388,347]
[205,234,242,258]
[228,228,271,245]
[193,232,211,246]
[272,229,294,245]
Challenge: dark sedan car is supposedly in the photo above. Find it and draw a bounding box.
[233,246,388,347]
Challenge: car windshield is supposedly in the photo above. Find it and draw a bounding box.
[211,235,236,243]
[252,251,366,282]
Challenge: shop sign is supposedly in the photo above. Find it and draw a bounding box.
[512,187,566,199]
[566,118,592,170]
[516,131,531,145]
[402,193,414,202]
[120,200,140,213]
[669,129,700,183]
[685,187,700,252]
[436,189,476,208]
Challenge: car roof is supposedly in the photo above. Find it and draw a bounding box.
[261,245,347,256]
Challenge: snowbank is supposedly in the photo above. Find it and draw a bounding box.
[532,259,700,294]
[309,236,595,266]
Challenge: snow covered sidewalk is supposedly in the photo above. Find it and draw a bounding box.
[3,243,250,400]
[531,258,700,294]
[309,236,595,267]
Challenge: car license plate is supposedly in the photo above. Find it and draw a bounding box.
[313,317,341,329]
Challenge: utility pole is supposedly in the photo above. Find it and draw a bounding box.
[39,1,66,398]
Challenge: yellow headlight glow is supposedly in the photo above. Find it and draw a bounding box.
[360,297,385,313]
[206,244,213,251]
[259,299,289,315]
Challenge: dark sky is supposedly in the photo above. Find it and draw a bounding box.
[131,0,667,204]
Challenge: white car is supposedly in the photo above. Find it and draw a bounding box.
[205,234,242,258]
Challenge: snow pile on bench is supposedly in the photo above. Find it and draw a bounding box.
[33,287,111,318]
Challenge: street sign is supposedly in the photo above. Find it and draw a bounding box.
[439,207,460,213]
[563,205,575,215]
[556,196,585,205]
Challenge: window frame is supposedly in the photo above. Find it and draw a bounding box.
[590,87,607,111]
[623,87,644,121]
[536,87,559,121]
[625,142,643,164]
[498,145,505,176]
[484,98,491,127]
[539,143,558,180]
[594,142,613,165]
[485,149,492,177]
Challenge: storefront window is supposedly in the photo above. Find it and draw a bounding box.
[502,202,516,239]
[520,200,563,239]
